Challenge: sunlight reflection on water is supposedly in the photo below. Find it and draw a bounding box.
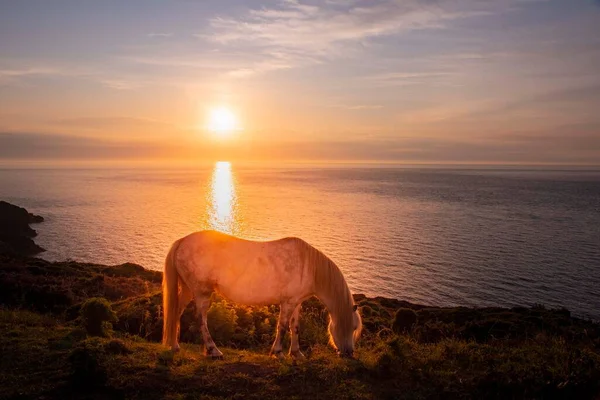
[207,161,239,235]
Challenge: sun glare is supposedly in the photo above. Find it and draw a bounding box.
[207,161,238,234]
[207,107,238,136]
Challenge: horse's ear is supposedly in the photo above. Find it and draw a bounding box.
[353,305,358,312]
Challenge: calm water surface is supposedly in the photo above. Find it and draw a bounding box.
[2,164,599,318]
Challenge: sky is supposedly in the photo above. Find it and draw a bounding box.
[1,0,599,165]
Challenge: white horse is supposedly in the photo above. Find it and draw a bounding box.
[162,230,362,359]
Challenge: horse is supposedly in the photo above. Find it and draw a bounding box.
[162,230,362,359]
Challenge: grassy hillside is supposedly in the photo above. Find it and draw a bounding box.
[1,202,599,399]
[1,252,600,399]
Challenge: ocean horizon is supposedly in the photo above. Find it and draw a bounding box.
[2,164,599,319]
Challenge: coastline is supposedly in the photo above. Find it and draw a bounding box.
[1,201,599,399]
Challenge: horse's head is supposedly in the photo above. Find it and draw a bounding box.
[328,304,362,358]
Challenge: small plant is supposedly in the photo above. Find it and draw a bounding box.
[361,305,375,317]
[80,297,118,337]
[391,308,417,334]
[207,300,238,344]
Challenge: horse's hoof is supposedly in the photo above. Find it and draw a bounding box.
[211,355,224,360]
[290,350,305,360]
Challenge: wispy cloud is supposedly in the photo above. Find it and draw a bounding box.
[328,103,384,110]
[0,67,56,78]
[100,79,144,90]
[0,67,60,84]
[3,127,596,164]
[204,0,531,76]
[364,71,459,87]
[52,116,177,130]
[147,33,173,38]
[1,61,152,91]
[346,104,384,110]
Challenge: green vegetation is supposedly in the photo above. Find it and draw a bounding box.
[80,297,118,337]
[1,252,600,399]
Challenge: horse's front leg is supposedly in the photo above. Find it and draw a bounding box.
[270,302,294,360]
[195,296,224,360]
[289,304,305,359]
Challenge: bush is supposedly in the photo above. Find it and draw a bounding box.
[80,297,118,337]
[112,293,163,341]
[207,300,238,344]
[392,308,417,334]
[361,305,375,317]
[299,313,329,347]
[105,339,131,355]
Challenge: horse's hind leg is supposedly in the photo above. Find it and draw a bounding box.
[195,295,224,359]
[289,304,305,359]
[171,282,193,352]
[178,281,193,317]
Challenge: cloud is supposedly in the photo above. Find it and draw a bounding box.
[346,104,384,110]
[2,128,598,164]
[224,54,296,77]
[147,33,173,38]
[52,116,177,131]
[204,0,531,76]
[0,67,61,84]
[328,103,384,109]
[0,67,56,78]
[99,79,144,90]
[0,62,136,89]
[364,71,459,87]
[0,132,164,160]
[457,83,600,122]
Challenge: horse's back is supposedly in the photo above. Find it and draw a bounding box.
[175,231,312,305]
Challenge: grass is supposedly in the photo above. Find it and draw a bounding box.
[1,253,600,399]
[1,310,598,399]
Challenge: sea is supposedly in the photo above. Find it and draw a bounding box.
[1,164,599,319]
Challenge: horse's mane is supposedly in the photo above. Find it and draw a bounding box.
[292,238,356,336]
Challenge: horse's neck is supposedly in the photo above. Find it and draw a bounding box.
[316,291,344,321]
[303,242,352,320]
[313,270,352,321]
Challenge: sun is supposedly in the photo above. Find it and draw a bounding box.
[207,107,238,136]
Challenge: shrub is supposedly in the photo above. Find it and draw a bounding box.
[112,293,163,341]
[105,339,131,355]
[414,321,458,343]
[299,313,329,347]
[80,297,118,337]
[392,308,418,334]
[207,300,238,344]
[361,305,375,317]
[359,300,385,317]
[257,317,273,343]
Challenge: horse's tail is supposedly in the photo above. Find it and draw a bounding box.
[162,238,183,348]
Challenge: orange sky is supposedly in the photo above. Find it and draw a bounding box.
[1,1,599,165]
